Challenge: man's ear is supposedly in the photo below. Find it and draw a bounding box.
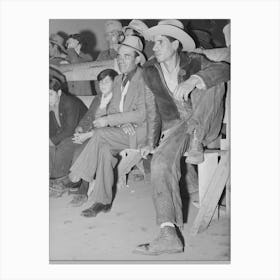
[57,89,62,97]
[172,40,179,51]
[135,55,141,65]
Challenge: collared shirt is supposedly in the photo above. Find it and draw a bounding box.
[119,67,138,112]
[99,92,113,109]
[160,60,180,93]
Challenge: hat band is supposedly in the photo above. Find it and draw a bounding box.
[119,43,143,56]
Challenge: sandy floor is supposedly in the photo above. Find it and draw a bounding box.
[50,176,230,263]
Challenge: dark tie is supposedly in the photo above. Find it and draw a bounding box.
[121,75,129,91]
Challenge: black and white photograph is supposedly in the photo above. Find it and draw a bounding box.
[49,18,231,262]
[1,0,280,279]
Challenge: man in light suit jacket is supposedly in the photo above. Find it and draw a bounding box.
[68,36,148,217]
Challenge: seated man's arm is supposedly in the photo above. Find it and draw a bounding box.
[189,52,230,89]
[77,96,101,132]
[50,100,81,145]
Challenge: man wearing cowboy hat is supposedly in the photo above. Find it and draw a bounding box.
[133,20,230,255]
[123,19,154,59]
[49,34,69,66]
[67,36,149,217]
[94,20,124,95]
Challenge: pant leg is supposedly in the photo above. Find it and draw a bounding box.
[189,83,226,144]
[70,127,130,204]
[49,137,76,179]
[151,121,190,228]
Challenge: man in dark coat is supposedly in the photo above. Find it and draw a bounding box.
[133,20,230,255]
[49,67,87,181]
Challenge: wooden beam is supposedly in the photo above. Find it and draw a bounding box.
[190,151,230,236]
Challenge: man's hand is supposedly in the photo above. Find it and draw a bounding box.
[72,132,93,144]
[49,138,55,147]
[121,123,135,136]
[75,126,83,134]
[174,75,204,101]
[93,117,108,128]
[140,145,153,159]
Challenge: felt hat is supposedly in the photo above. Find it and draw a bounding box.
[117,35,147,65]
[144,19,196,51]
[49,33,67,53]
[49,65,67,85]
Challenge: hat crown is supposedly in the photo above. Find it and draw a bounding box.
[127,19,148,33]
[120,35,143,52]
[158,19,184,29]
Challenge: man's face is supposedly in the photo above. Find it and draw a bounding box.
[105,30,120,46]
[49,42,58,58]
[49,89,60,107]
[117,45,138,74]
[152,35,176,63]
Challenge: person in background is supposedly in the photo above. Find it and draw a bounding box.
[191,22,230,63]
[65,33,93,96]
[94,20,124,95]
[123,19,154,60]
[49,67,87,194]
[133,20,230,255]
[68,36,147,218]
[49,34,69,66]
[67,68,119,206]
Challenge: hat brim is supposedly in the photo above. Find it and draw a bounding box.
[117,43,147,66]
[50,40,67,54]
[144,25,196,51]
[49,66,67,85]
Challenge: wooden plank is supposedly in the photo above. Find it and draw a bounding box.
[190,151,230,236]
[51,60,115,81]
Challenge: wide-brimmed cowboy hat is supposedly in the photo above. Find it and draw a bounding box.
[117,35,147,65]
[49,33,67,53]
[144,19,196,51]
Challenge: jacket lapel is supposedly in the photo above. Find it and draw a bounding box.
[122,68,141,111]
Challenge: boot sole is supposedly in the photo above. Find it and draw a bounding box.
[132,248,183,256]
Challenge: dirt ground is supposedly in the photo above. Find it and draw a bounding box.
[50,175,230,263]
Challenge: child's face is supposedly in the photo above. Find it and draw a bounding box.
[99,76,114,95]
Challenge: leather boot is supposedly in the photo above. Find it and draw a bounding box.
[185,129,204,164]
[133,226,183,255]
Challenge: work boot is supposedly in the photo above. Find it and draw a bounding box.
[185,130,204,164]
[81,202,111,217]
[133,226,183,255]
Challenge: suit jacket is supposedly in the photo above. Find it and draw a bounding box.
[49,93,88,145]
[106,67,147,147]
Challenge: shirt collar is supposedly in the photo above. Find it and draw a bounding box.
[123,67,138,82]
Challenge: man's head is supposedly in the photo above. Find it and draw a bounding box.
[144,19,195,62]
[104,20,123,47]
[123,20,149,39]
[49,78,62,107]
[117,35,146,74]
[49,67,67,106]
[66,34,84,54]
[49,34,67,58]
